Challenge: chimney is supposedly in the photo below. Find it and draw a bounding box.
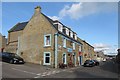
[34,6,41,15]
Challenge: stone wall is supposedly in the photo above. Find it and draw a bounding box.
[18,8,57,66]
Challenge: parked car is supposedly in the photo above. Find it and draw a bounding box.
[83,60,95,67]
[102,58,106,62]
[92,60,99,66]
[0,52,25,64]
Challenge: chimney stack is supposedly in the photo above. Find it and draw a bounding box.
[34,6,41,15]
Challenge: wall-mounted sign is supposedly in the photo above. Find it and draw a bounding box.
[67,48,73,53]
[79,52,82,56]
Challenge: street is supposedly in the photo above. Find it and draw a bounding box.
[1,60,120,79]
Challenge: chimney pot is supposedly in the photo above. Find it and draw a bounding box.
[34,6,41,15]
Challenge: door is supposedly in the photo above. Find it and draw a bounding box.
[44,52,51,65]
[79,56,82,65]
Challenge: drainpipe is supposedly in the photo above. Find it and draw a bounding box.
[16,37,20,55]
[54,33,58,68]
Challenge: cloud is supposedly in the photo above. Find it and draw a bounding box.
[49,2,117,20]
[48,16,60,20]
[58,2,117,20]
[93,43,118,55]
[93,43,110,48]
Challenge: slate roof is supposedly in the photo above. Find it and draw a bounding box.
[8,22,28,32]
[41,13,82,44]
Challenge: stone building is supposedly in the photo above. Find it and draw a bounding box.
[5,22,28,53]
[6,6,95,68]
[6,6,83,68]
[0,33,7,52]
[78,37,95,63]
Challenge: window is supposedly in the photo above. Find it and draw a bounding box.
[62,53,67,64]
[74,34,77,40]
[63,28,66,34]
[79,46,82,52]
[63,38,66,48]
[73,43,75,50]
[54,22,63,32]
[66,28,69,35]
[43,52,51,65]
[44,34,51,46]
[58,23,63,32]
[70,31,73,38]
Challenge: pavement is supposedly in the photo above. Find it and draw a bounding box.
[1,59,120,79]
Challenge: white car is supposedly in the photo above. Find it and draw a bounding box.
[103,59,106,62]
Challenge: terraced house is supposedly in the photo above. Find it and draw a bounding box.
[5,6,95,68]
[0,33,7,52]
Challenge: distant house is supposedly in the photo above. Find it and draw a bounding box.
[116,49,120,63]
[95,51,105,61]
[0,33,7,52]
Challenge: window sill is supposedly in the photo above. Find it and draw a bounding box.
[44,45,51,47]
[63,46,66,48]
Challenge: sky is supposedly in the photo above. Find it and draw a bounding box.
[1,2,118,55]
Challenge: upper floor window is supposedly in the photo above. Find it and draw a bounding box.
[63,38,66,48]
[63,28,66,34]
[54,22,63,32]
[70,31,73,38]
[58,23,63,32]
[79,46,82,52]
[74,34,77,40]
[66,28,69,35]
[73,42,75,50]
[44,34,51,46]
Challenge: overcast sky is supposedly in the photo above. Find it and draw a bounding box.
[1,2,118,55]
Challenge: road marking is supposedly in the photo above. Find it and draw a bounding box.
[56,71,60,73]
[36,73,41,75]
[42,72,47,75]
[62,69,66,71]
[34,76,40,78]
[12,68,37,75]
[41,74,46,77]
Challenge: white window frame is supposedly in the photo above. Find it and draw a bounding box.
[53,22,63,32]
[74,34,77,40]
[58,23,63,32]
[79,45,82,52]
[62,53,67,64]
[44,34,51,47]
[73,42,75,50]
[70,31,73,38]
[63,38,66,48]
[66,28,69,35]
[43,52,51,65]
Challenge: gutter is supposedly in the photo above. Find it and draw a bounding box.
[54,32,58,68]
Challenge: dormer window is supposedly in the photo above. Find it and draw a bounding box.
[73,33,77,40]
[53,22,63,32]
[63,28,66,34]
[58,23,63,32]
[70,31,73,38]
[66,28,69,35]
[75,34,77,40]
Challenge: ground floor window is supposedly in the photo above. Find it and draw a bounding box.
[43,52,51,65]
[62,53,67,64]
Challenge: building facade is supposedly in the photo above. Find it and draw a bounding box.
[78,38,95,63]
[6,6,95,68]
[0,33,7,52]
[5,22,28,53]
